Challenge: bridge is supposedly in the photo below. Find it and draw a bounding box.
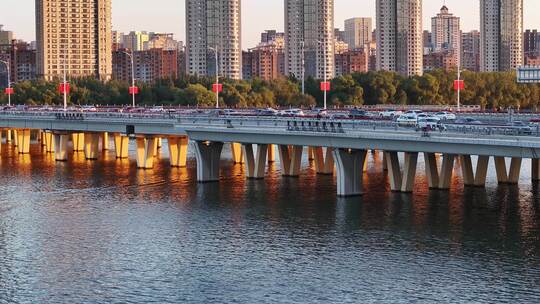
[1,111,539,196]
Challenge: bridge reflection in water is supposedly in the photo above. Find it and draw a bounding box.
[0,140,539,303]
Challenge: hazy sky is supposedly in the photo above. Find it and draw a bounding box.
[2,0,540,49]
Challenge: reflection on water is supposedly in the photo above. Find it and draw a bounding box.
[0,141,539,303]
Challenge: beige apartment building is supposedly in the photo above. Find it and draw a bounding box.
[36,0,112,80]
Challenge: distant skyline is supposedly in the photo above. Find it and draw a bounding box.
[2,0,540,49]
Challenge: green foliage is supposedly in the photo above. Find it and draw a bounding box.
[1,70,539,109]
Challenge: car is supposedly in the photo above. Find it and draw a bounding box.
[417,118,445,131]
[404,110,424,115]
[313,108,329,117]
[149,106,164,113]
[348,108,369,119]
[379,109,403,119]
[220,109,242,116]
[279,109,305,117]
[454,117,483,125]
[435,111,457,120]
[330,112,350,120]
[396,114,418,126]
[256,108,279,116]
[508,121,533,135]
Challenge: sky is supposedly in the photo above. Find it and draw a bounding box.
[1,0,540,49]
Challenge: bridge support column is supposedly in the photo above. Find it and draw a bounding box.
[113,134,129,159]
[438,154,455,190]
[168,136,188,167]
[194,141,223,182]
[460,155,475,186]
[424,153,439,189]
[533,159,540,182]
[267,144,275,163]
[308,147,315,161]
[385,151,402,191]
[474,155,490,187]
[6,129,12,144]
[83,133,101,160]
[102,132,109,150]
[136,137,156,169]
[53,132,69,161]
[313,147,334,175]
[72,133,84,152]
[44,131,55,153]
[401,152,418,193]
[333,148,367,197]
[242,144,268,179]
[16,129,31,154]
[231,142,244,164]
[494,157,508,184]
[508,158,522,184]
[382,152,388,171]
[289,146,303,177]
[13,129,18,147]
[278,145,291,176]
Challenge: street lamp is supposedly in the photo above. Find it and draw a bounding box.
[121,50,136,107]
[0,60,12,106]
[208,46,220,109]
[301,40,305,95]
[317,40,329,110]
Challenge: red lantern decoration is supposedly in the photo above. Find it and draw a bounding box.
[320,81,331,92]
[454,80,465,91]
[212,83,223,93]
[4,87,14,95]
[58,83,70,94]
[129,86,139,95]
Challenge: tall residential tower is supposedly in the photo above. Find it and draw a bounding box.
[35,0,112,80]
[185,0,242,80]
[344,18,373,50]
[431,5,461,67]
[480,0,523,71]
[285,0,335,80]
[376,0,423,76]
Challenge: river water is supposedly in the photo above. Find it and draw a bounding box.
[0,141,538,303]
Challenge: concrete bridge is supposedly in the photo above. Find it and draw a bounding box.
[1,111,539,196]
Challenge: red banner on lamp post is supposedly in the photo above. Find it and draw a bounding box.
[212,83,223,93]
[454,80,465,91]
[4,87,14,95]
[320,81,331,92]
[58,83,70,94]
[129,86,139,95]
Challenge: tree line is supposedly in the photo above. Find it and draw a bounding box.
[1,70,539,110]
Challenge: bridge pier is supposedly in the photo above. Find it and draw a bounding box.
[313,147,334,175]
[53,132,70,161]
[438,154,456,190]
[333,148,367,197]
[83,133,101,160]
[16,129,31,154]
[136,137,156,169]
[231,142,244,164]
[268,144,275,163]
[278,145,303,177]
[194,141,223,182]
[72,133,85,152]
[384,151,419,193]
[424,152,439,189]
[168,136,188,167]
[385,151,402,191]
[494,157,508,184]
[102,132,110,150]
[13,129,18,147]
[6,129,12,144]
[113,133,130,159]
[242,143,268,179]
[44,131,55,153]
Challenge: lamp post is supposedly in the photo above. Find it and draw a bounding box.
[208,46,220,109]
[121,50,136,107]
[0,60,12,106]
[301,40,305,95]
[457,67,461,112]
[62,55,68,110]
[317,40,328,110]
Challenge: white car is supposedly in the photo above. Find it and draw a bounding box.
[279,109,305,117]
[417,118,443,130]
[435,111,457,120]
[379,109,403,119]
[397,114,418,126]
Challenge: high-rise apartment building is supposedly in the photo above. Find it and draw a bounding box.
[123,31,150,52]
[431,5,460,67]
[113,48,178,83]
[376,0,423,76]
[35,0,112,80]
[461,30,481,72]
[285,0,335,80]
[185,0,242,80]
[524,30,538,56]
[344,18,372,50]
[480,0,523,71]
[0,25,14,45]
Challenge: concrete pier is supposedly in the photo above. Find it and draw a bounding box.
[168,136,188,167]
[194,141,223,182]
[53,132,70,161]
[242,143,268,179]
[333,148,367,197]
[136,137,156,169]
